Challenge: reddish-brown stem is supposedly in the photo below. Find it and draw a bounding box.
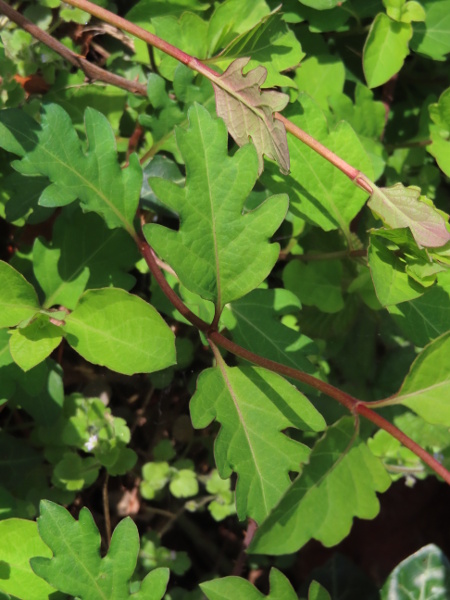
[0,0,147,97]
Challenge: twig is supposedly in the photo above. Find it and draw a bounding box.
[102,472,111,545]
[0,0,147,97]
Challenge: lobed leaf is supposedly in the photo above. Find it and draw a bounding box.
[250,418,391,555]
[190,363,325,523]
[212,57,290,175]
[201,567,297,600]
[368,183,450,248]
[63,288,176,375]
[144,103,288,310]
[0,104,142,233]
[30,500,169,600]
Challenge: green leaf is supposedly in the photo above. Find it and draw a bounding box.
[262,94,373,234]
[144,104,288,310]
[250,418,391,555]
[0,105,142,233]
[201,567,297,600]
[283,260,345,313]
[33,207,138,310]
[9,315,63,372]
[223,288,317,373]
[363,13,412,88]
[131,568,170,600]
[368,183,450,248]
[0,261,40,328]
[410,0,450,61]
[381,544,450,599]
[169,469,199,498]
[63,289,176,375]
[0,518,63,600]
[368,234,426,306]
[212,58,290,175]
[31,500,165,600]
[308,581,331,600]
[428,87,450,177]
[52,452,100,491]
[211,11,304,89]
[392,331,450,426]
[299,0,345,8]
[190,362,325,523]
[294,55,345,110]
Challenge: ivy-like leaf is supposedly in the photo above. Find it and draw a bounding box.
[0,261,40,328]
[250,418,391,555]
[410,0,450,61]
[190,362,326,523]
[393,331,450,426]
[212,57,290,175]
[0,104,142,233]
[428,87,450,178]
[9,315,63,372]
[144,104,288,310]
[63,289,176,375]
[30,500,169,600]
[368,183,450,248]
[201,567,297,600]
[381,544,450,599]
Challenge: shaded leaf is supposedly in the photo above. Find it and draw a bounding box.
[223,288,317,373]
[368,183,450,248]
[0,105,142,233]
[308,581,331,600]
[0,518,63,600]
[63,289,176,375]
[30,500,169,599]
[0,261,40,328]
[363,13,412,88]
[212,57,290,174]
[144,104,288,310]
[393,331,450,426]
[190,363,325,523]
[381,544,450,599]
[250,418,391,555]
[428,87,450,177]
[410,0,450,61]
[201,567,297,600]
[283,260,345,313]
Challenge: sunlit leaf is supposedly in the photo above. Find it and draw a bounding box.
[0,261,40,328]
[201,567,297,600]
[190,363,325,522]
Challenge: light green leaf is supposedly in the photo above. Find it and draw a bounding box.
[212,57,290,175]
[33,207,138,310]
[190,363,325,523]
[410,0,450,60]
[368,183,450,248]
[283,260,345,313]
[52,452,100,491]
[308,581,331,600]
[294,55,345,110]
[223,288,317,373]
[131,568,170,600]
[381,544,450,599]
[9,315,63,372]
[144,104,288,310]
[201,567,297,600]
[211,12,304,89]
[428,87,450,177]
[0,261,40,328]
[399,1,426,22]
[31,500,164,600]
[0,105,142,233]
[299,0,345,8]
[262,94,373,235]
[393,332,450,426]
[169,469,199,498]
[368,235,426,306]
[0,518,63,600]
[63,289,176,375]
[250,418,391,555]
[363,13,412,88]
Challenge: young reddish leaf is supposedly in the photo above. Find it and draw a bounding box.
[190,362,325,523]
[249,418,391,555]
[368,183,450,248]
[212,57,290,175]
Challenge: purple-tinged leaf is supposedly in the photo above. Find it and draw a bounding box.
[368,183,450,248]
[212,57,290,175]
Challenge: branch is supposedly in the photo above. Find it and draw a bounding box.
[0,0,147,97]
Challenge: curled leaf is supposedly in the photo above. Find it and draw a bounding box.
[212,57,290,175]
